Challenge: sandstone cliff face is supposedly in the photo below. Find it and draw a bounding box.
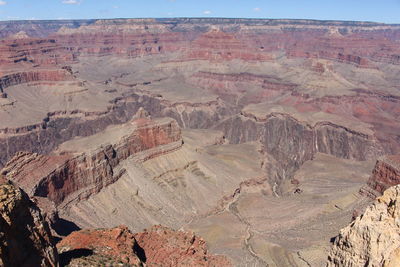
[185,29,271,62]
[0,177,58,267]
[0,70,71,92]
[328,185,400,267]
[361,155,400,198]
[1,117,182,208]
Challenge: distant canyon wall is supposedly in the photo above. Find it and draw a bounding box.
[217,113,382,186]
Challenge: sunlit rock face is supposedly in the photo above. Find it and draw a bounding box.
[361,155,400,198]
[1,18,400,266]
[328,185,400,267]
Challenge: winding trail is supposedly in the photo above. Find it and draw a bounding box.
[225,186,269,266]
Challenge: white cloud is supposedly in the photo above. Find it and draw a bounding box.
[62,0,79,4]
[203,10,212,15]
[253,7,261,12]
[0,1,7,6]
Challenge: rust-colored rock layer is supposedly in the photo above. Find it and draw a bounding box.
[58,225,232,267]
[361,155,400,198]
[1,118,182,208]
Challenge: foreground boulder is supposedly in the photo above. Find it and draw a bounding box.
[0,177,58,267]
[0,176,231,267]
[58,225,232,267]
[57,226,143,266]
[327,185,400,267]
[134,225,232,267]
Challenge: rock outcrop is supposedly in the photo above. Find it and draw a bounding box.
[0,176,229,267]
[0,70,71,92]
[2,18,400,266]
[1,117,182,209]
[57,226,143,266]
[134,225,232,267]
[58,225,231,267]
[0,93,168,167]
[217,112,382,187]
[1,18,400,168]
[0,177,58,267]
[328,185,400,267]
[361,155,400,198]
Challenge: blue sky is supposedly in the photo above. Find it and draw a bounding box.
[0,0,400,23]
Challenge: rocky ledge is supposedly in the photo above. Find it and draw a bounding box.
[58,225,231,267]
[0,176,58,267]
[1,117,182,210]
[360,155,400,198]
[0,176,230,267]
[328,185,400,267]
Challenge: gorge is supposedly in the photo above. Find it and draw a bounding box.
[0,18,400,266]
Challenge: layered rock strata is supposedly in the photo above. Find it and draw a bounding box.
[217,112,382,187]
[1,18,400,169]
[1,117,182,209]
[0,70,71,92]
[0,177,58,267]
[361,155,400,198]
[0,93,165,167]
[0,176,228,267]
[328,185,400,267]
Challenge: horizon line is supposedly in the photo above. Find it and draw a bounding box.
[1,17,400,25]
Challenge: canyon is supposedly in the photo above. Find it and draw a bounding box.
[0,18,400,266]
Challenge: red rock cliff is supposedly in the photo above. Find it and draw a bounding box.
[361,155,400,198]
[1,117,182,208]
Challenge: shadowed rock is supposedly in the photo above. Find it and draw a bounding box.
[0,177,58,267]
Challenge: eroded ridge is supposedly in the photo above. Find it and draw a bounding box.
[1,117,182,210]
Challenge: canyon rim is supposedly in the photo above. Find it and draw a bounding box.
[0,14,400,267]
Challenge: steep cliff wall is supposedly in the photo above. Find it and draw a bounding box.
[217,112,382,186]
[1,117,182,208]
[0,38,76,70]
[0,177,58,267]
[0,176,228,267]
[361,155,400,198]
[0,91,229,168]
[0,70,71,92]
[0,93,165,167]
[328,185,400,267]
[1,18,400,168]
